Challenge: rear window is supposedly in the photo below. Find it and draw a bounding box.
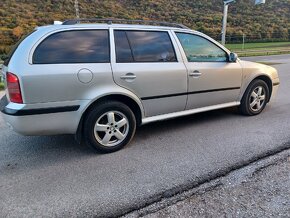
[114,30,177,63]
[3,31,35,66]
[33,30,110,64]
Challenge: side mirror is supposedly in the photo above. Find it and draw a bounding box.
[229,52,238,62]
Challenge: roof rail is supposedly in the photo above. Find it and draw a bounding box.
[62,18,191,29]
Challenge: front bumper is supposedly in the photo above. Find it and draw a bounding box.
[270,78,280,101]
[0,95,87,136]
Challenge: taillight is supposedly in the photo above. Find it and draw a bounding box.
[7,72,23,104]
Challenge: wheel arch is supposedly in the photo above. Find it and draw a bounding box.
[252,75,273,102]
[75,94,144,143]
[240,74,273,103]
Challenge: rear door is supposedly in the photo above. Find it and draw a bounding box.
[111,29,188,117]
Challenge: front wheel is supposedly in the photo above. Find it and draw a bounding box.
[240,79,270,116]
[83,101,136,153]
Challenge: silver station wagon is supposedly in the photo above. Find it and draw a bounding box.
[0,19,280,153]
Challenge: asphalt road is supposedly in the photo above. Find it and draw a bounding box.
[142,150,290,217]
[1,54,290,217]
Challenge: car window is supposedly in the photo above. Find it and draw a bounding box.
[176,33,228,62]
[33,30,110,64]
[114,31,134,63]
[3,30,36,66]
[114,30,177,63]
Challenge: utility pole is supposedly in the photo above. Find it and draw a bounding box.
[74,0,80,19]
[221,0,266,46]
[242,33,245,50]
[221,0,235,46]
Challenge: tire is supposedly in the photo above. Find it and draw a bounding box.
[240,79,270,116]
[83,101,136,153]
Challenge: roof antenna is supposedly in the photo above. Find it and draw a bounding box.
[74,0,80,19]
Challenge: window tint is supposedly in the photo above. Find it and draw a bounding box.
[114,30,177,63]
[33,30,109,64]
[176,33,228,62]
[3,31,35,66]
[114,31,134,63]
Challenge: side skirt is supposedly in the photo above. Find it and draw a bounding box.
[141,102,240,125]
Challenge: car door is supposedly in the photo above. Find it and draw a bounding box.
[174,32,243,110]
[111,29,188,117]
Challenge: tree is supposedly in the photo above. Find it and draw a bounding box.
[12,26,23,39]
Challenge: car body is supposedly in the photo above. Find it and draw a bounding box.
[0,19,279,152]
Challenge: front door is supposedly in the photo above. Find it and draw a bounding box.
[175,32,243,110]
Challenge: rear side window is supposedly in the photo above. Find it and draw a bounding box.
[3,31,35,66]
[114,31,134,63]
[33,30,110,64]
[114,30,177,63]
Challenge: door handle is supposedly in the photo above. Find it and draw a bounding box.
[189,70,202,77]
[120,73,136,80]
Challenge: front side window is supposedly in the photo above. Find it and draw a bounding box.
[33,30,110,64]
[114,30,177,63]
[176,33,228,62]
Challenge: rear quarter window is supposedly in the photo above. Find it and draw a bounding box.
[33,30,110,64]
[3,31,35,66]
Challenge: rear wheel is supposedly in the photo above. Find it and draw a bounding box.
[240,79,270,116]
[84,101,136,153]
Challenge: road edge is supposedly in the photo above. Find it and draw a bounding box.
[120,141,290,218]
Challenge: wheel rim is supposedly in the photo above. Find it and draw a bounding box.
[94,111,129,147]
[249,86,266,112]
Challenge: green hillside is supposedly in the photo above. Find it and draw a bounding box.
[0,0,289,55]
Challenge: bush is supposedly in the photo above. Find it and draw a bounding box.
[0,82,4,91]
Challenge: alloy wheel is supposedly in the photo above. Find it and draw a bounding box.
[249,86,266,112]
[94,111,129,147]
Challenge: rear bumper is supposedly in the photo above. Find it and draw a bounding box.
[0,95,88,136]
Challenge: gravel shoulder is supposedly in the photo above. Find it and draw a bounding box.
[126,149,290,218]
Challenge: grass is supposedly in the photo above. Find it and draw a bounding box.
[226,41,290,50]
[226,41,290,57]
